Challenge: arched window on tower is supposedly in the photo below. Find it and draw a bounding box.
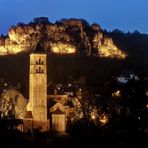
[39,58,41,64]
[36,69,39,73]
[39,67,42,73]
[36,61,39,64]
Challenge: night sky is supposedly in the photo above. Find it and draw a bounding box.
[0,0,148,34]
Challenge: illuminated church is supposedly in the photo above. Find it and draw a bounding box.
[23,44,75,133]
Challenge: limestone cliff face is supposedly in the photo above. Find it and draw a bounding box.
[0,17,127,59]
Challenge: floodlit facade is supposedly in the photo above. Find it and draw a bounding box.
[26,43,49,131]
[23,44,75,133]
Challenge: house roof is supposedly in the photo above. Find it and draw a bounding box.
[24,111,33,118]
[52,108,65,115]
[64,101,74,108]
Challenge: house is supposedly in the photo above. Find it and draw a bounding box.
[117,70,139,84]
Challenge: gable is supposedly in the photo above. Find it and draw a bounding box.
[49,102,65,113]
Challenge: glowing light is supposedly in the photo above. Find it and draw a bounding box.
[68,83,72,87]
[146,91,148,96]
[51,43,76,54]
[112,90,121,97]
[91,111,96,120]
[4,83,7,86]
[99,114,109,124]
[91,115,96,120]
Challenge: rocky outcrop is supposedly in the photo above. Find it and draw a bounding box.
[0,17,127,59]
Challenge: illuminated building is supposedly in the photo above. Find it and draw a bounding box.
[23,43,75,133]
[25,43,49,131]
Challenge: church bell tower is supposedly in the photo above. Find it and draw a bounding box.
[28,43,48,131]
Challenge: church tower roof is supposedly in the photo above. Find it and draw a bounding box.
[33,43,45,53]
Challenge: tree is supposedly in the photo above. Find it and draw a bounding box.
[0,89,27,119]
[75,88,96,123]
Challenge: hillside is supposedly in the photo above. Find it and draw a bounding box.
[0,17,126,59]
[0,52,146,98]
[0,17,148,97]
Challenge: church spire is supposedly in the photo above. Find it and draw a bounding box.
[34,42,45,53]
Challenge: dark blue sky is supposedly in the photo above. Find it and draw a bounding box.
[0,0,148,34]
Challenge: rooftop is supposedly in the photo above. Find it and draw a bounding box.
[52,108,65,114]
[24,111,33,118]
[33,43,45,54]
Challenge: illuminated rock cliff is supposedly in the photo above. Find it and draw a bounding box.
[0,17,127,59]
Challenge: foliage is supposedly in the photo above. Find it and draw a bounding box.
[0,89,27,119]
